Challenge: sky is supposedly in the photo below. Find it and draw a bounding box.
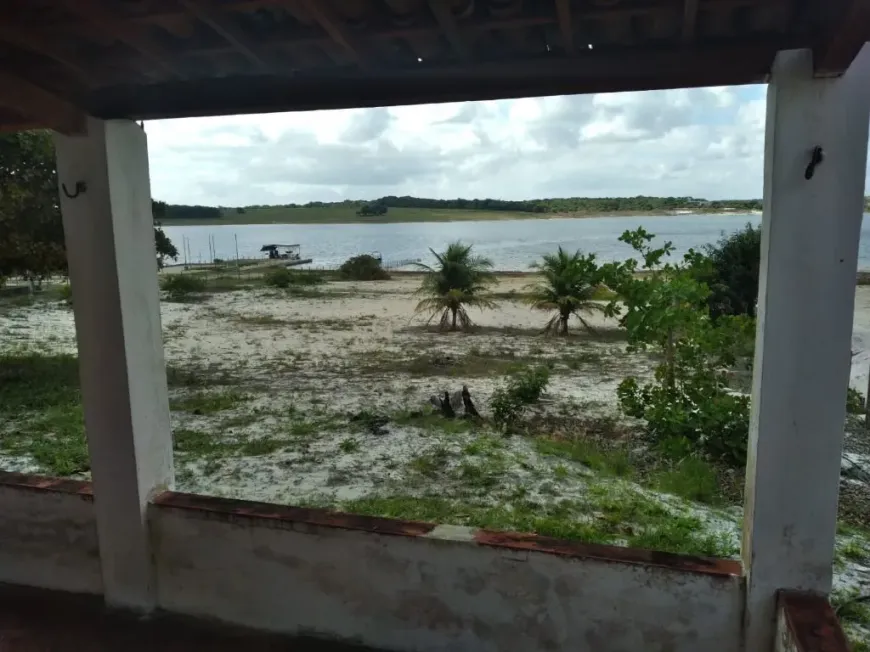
[145,83,776,206]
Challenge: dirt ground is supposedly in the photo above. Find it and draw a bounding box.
[1,275,869,644]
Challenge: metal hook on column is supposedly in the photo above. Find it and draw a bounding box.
[62,181,87,199]
[804,146,824,180]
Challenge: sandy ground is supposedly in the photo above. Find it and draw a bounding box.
[1,277,869,642]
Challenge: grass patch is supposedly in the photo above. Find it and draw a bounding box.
[173,428,232,455]
[233,314,292,327]
[240,437,285,456]
[839,539,870,563]
[833,589,870,627]
[407,447,451,477]
[165,362,236,388]
[392,409,477,435]
[170,390,248,414]
[535,437,633,477]
[0,353,89,475]
[339,437,360,453]
[653,457,722,505]
[361,350,535,378]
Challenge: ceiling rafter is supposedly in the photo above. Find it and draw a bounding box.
[299,0,368,68]
[0,26,92,84]
[0,72,85,134]
[177,0,271,71]
[58,0,184,80]
[814,0,870,73]
[554,0,574,54]
[682,0,699,42]
[428,0,470,60]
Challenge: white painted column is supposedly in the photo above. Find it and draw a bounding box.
[743,47,870,650]
[53,118,173,611]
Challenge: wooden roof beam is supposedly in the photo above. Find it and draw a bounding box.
[299,0,368,69]
[0,27,92,85]
[0,72,85,134]
[177,0,271,72]
[554,0,574,54]
[815,0,870,74]
[428,0,471,60]
[59,0,184,80]
[682,0,699,42]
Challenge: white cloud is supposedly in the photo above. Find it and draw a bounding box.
[142,84,867,206]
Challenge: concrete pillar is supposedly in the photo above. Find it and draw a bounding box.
[743,47,870,651]
[53,118,173,611]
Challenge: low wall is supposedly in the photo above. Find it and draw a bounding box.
[151,491,745,652]
[775,592,850,652]
[0,473,102,594]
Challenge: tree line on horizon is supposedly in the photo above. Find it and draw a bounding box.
[157,195,768,221]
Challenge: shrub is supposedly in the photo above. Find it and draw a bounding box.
[264,266,292,288]
[58,283,72,305]
[161,273,206,300]
[339,255,390,281]
[847,387,865,415]
[618,373,750,467]
[695,223,761,320]
[491,365,550,432]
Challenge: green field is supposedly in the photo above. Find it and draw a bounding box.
[157,205,710,226]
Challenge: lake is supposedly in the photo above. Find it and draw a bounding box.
[163,213,870,271]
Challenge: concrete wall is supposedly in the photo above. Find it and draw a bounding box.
[151,492,745,652]
[0,474,101,594]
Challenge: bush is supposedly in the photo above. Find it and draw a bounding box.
[264,266,324,288]
[161,273,206,300]
[491,366,550,432]
[847,387,865,415]
[618,374,750,467]
[58,283,72,305]
[695,223,761,320]
[339,255,390,281]
[264,266,292,288]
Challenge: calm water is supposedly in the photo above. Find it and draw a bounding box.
[163,213,870,271]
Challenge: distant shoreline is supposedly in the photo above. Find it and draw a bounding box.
[159,208,763,227]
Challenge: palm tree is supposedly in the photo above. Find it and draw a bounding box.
[525,247,605,335]
[415,241,497,331]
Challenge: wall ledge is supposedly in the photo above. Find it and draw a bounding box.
[0,471,92,498]
[778,591,851,652]
[153,490,742,578]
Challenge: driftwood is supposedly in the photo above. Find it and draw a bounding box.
[461,385,480,419]
[440,391,456,418]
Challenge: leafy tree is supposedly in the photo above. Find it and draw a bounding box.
[154,224,178,269]
[415,241,496,331]
[0,131,67,287]
[356,202,388,217]
[0,131,179,282]
[605,228,752,466]
[525,247,605,334]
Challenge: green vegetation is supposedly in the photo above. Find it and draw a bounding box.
[606,228,754,467]
[0,352,87,475]
[491,365,550,431]
[415,241,497,331]
[694,222,761,320]
[0,131,178,283]
[525,247,606,335]
[160,273,207,300]
[338,254,391,281]
[153,196,762,226]
[170,390,249,414]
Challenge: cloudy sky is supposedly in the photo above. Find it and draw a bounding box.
[144,83,772,206]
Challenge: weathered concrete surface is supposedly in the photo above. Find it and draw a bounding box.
[151,492,744,652]
[776,592,850,652]
[0,474,101,594]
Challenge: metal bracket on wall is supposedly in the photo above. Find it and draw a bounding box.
[62,181,87,199]
[805,146,824,180]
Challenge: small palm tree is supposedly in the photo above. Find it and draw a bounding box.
[526,247,605,335]
[415,241,496,331]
